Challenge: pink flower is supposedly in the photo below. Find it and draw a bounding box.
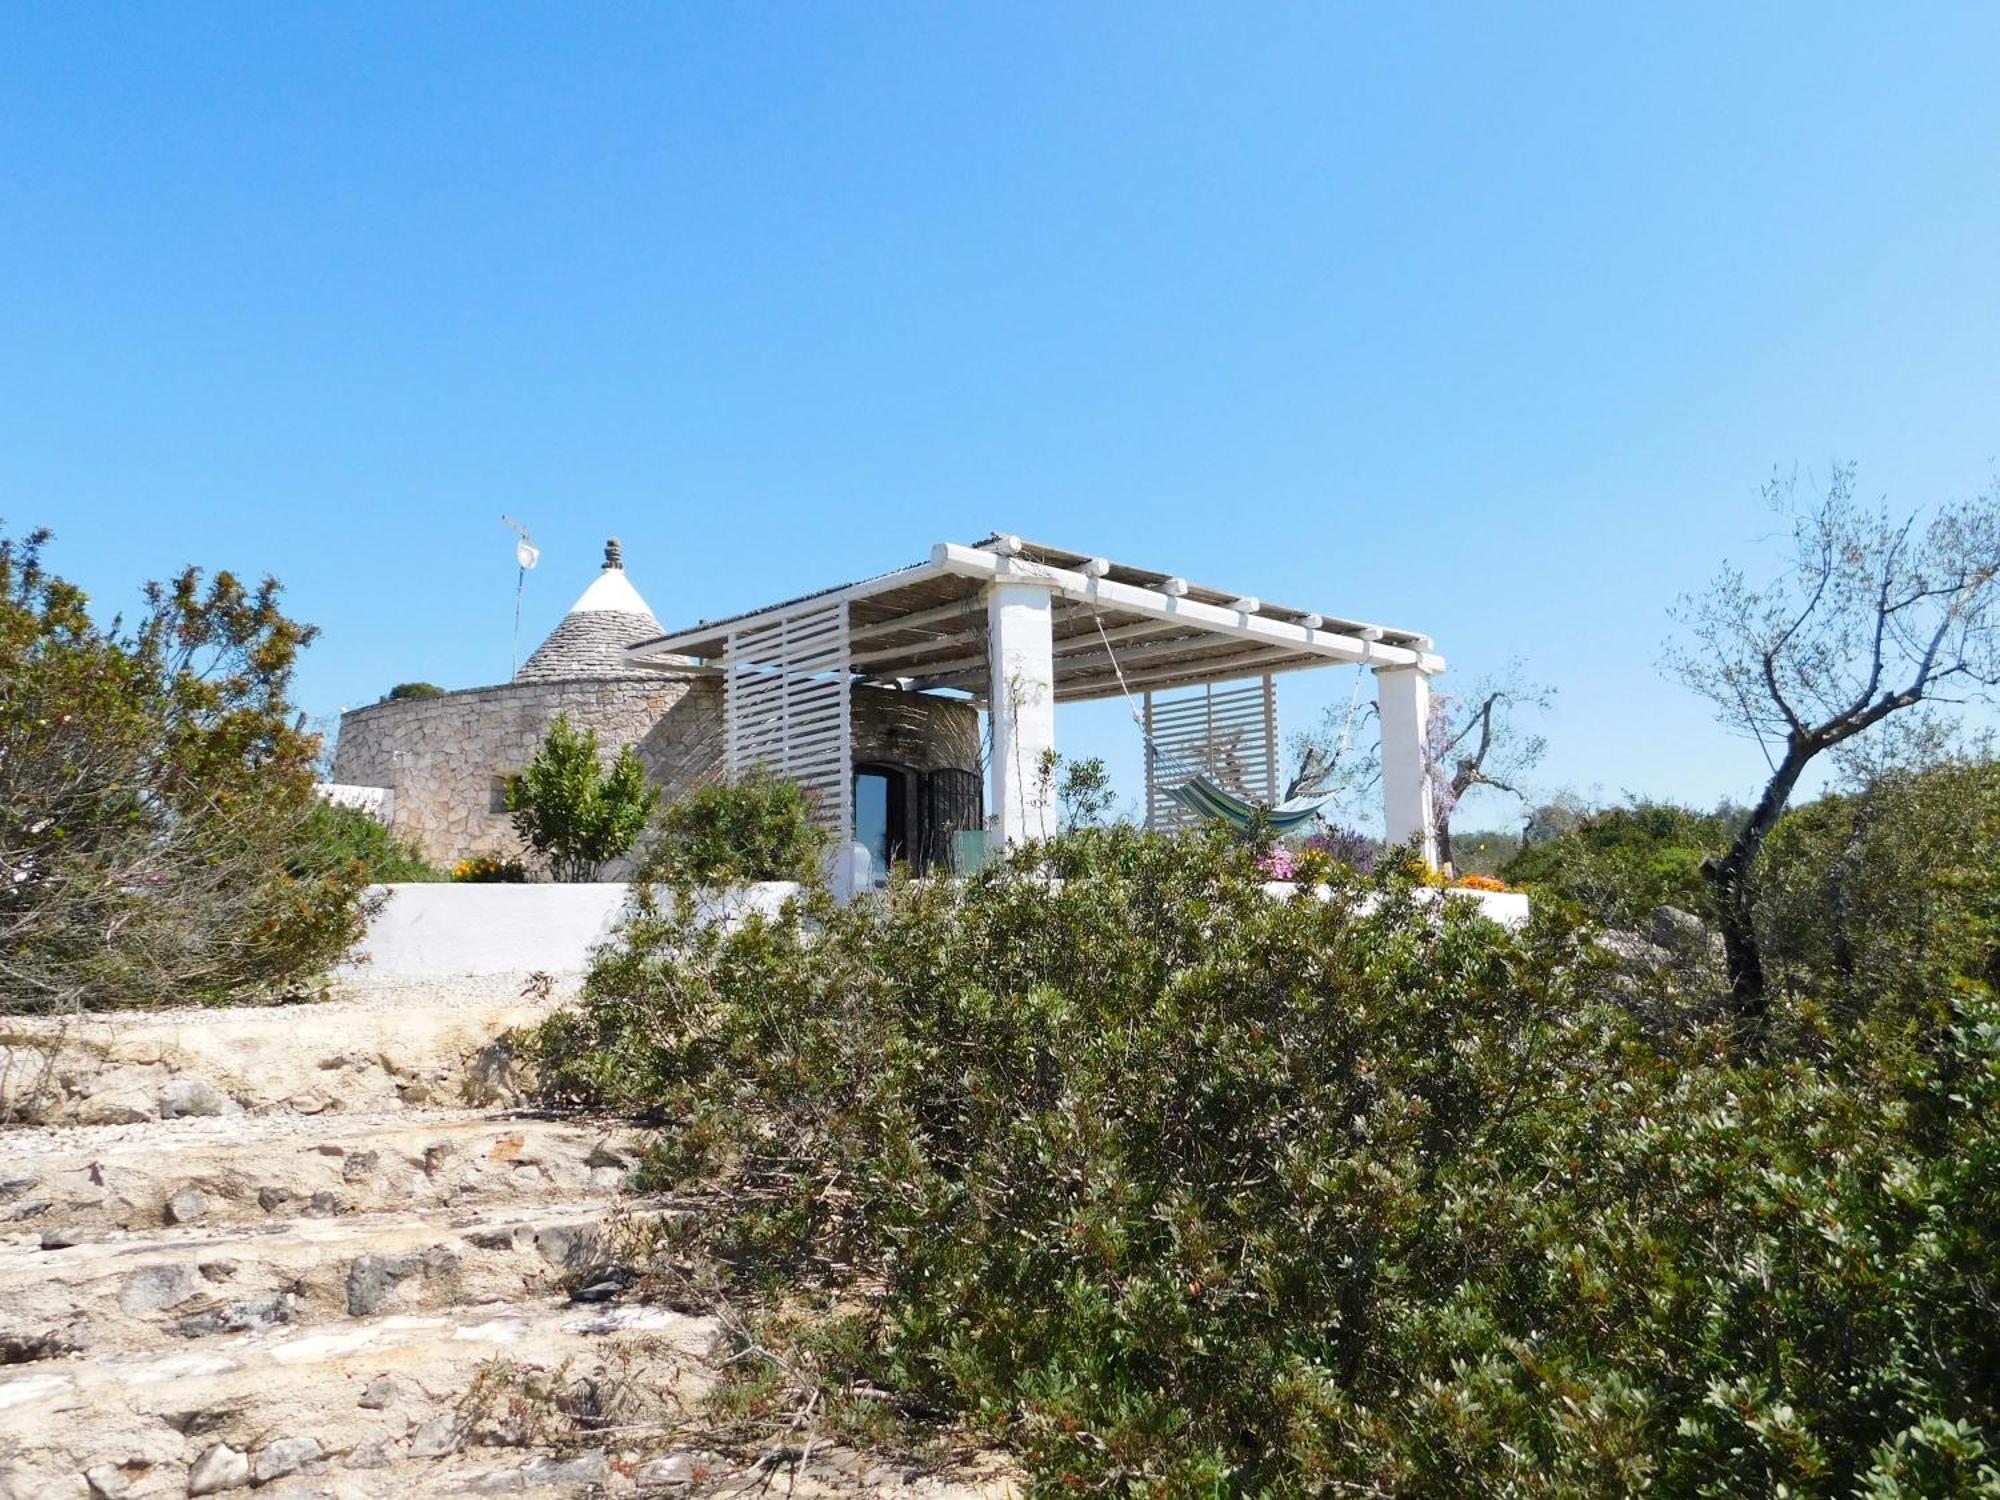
[1258,848,1297,880]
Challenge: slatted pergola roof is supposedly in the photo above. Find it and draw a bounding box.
[626,534,1444,700]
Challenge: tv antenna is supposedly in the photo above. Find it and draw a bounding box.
[502,516,540,676]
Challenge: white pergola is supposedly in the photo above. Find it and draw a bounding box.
[626,534,1443,877]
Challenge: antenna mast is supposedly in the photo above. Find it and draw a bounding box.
[501,516,539,676]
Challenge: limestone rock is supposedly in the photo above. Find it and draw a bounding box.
[407,1414,465,1458]
[157,1078,231,1119]
[357,1374,423,1411]
[163,1186,208,1226]
[187,1443,250,1494]
[117,1262,202,1314]
[251,1436,324,1484]
[84,1464,133,1499]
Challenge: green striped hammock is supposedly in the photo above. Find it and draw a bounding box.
[1165,772,1336,835]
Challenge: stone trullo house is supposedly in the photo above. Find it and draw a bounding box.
[331,540,983,877]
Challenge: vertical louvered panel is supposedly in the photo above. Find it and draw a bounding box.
[723,601,853,880]
[1143,676,1279,831]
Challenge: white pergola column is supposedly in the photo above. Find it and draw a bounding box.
[1375,665,1439,867]
[986,579,1057,846]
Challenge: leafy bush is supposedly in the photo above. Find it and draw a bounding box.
[1759,760,2000,1007]
[298,800,442,883]
[506,713,658,881]
[641,769,830,886]
[1501,799,1739,927]
[385,681,445,700]
[531,825,1999,1493]
[1,525,374,1012]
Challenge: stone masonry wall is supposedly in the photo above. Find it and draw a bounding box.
[335,676,980,872]
[334,676,721,870]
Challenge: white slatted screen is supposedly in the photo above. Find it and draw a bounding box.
[724,602,853,875]
[1144,675,1279,831]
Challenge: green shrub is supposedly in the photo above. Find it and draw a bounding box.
[532,825,2000,1493]
[297,800,442,883]
[641,768,830,886]
[506,713,659,881]
[1502,799,1738,927]
[1759,761,2000,1009]
[386,681,445,700]
[1,524,373,1012]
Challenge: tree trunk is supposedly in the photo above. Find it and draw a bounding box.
[1703,737,1815,1025]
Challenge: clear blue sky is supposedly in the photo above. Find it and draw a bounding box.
[5,5,1996,828]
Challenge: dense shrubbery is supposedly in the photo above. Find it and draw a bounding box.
[1501,799,1739,927]
[533,818,2000,1495]
[298,800,442,883]
[640,768,830,886]
[1,525,374,1012]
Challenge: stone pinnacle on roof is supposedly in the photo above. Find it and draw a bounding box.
[514,537,664,682]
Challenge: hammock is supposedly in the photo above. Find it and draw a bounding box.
[1164,773,1338,835]
[1087,606,1356,836]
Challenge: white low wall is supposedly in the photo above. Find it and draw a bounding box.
[340,882,809,979]
[1265,882,1531,928]
[343,883,633,978]
[344,878,1526,982]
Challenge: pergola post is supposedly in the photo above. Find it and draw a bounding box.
[1375,664,1439,867]
[986,578,1057,846]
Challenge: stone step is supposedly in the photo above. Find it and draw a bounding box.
[0,1294,718,1499]
[0,1196,671,1364]
[0,976,563,1127]
[0,1108,646,1236]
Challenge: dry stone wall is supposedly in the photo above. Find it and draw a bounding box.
[334,674,980,872]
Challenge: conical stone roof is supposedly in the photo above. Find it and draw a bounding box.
[515,538,665,682]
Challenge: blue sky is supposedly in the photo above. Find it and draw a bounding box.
[5,5,1996,829]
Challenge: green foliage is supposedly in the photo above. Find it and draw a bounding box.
[505,713,659,882]
[641,769,830,886]
[0,524,374,1012]
[385,680,445,700]
[1040,750,1116,829]
[532,823,2000,1494]
[1450,827,1523,877]
[1759,761,2000,1007]
[296,800,441,883]
[1502,799,1739,927]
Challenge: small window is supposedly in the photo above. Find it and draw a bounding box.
[489,774,513,815]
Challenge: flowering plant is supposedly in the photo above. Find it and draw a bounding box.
[453,856,528,884]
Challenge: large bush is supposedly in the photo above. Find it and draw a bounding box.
[297,800,442,884]
[506,713,658,881]
[640,768,830,886]
[1759,760,2000,1009]
[533,826,1999,1494]
[1502,800,1739,927]
[0,526,374,1012]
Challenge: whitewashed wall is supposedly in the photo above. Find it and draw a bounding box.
[342,881,804,978]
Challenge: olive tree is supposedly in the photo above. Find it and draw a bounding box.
[1667,465,2000,1023]
[1289,664,1550,866]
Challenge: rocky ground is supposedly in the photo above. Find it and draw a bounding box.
[0,980,1017,1500]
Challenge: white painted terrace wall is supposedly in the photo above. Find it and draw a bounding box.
[342,882,803,979]
[343,879,1528,982]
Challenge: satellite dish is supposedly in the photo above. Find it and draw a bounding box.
[501,515,538,570]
